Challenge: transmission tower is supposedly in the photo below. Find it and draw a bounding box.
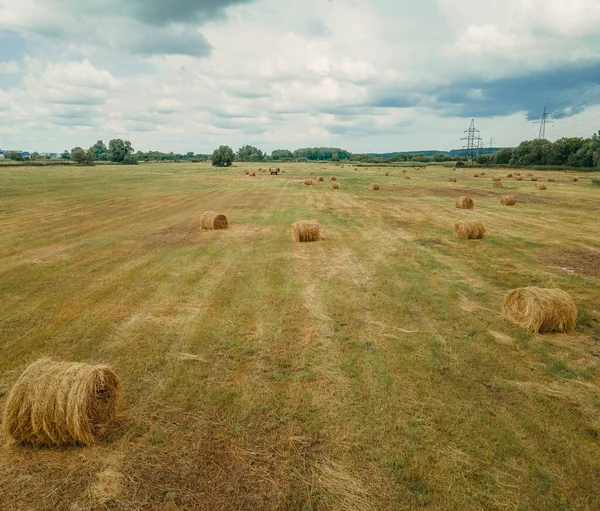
[489,137,494,152]
[461,119,482,160]
[534,106,553,139]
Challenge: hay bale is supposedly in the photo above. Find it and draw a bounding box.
[201,211,228,230]
[449,177,457,183]
[318,176,324,182]
[473,173,480,177]
[331,176,337,181]
[506,174,513,178]
[3,359,121,447]
[480,172,486,176]
[515,177,523,181]
[492,177,501,182]
[493,182,503,188]
[331,182,340,189]
[453,220,486,240]
[385,172,389,176]
[548,178,555,182]
[404,175,411,180]
[292,220,320,243]
[244,170,249,175]
[500,195,516,206]
[531,177,538,182]
[535,184,547,190]
[402,169,407,174]
[527,173,533,177]
[572,177,579,182]
[304,179,313,186]
[503,287,576,334]
[370,183,380,190]
[310,171,314,175]
[455,196,474,209]
[515,172,521,176]
[250,172,256,177]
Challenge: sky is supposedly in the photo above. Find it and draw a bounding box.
[1,0,600,154]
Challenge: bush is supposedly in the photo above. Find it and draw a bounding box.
[592,177,600,187]
[123,154,138,165]
[455,161,464,168]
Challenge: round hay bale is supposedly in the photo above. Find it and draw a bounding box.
[493,182,503,188]
[404,175,411,180]
[318,176,324,182]
[530,177,538,182]
[292,220,320,243]
[2,359,121,447]
[370,183,380,190]
[304,179,313,186]
[480,172,486,176]
[527,173,533,177]
[310,171,314,175]
[515,172,521,176]
[506,174,513,178]
[331,182,340,189]
[535,184,547,190]
[473,173,480,177]
[492,177,501,182]
[456,196,474,209]
[572,177,579,182]
[331,176,337,181]
[515,177,523,181]
[385,172,389,176]
[453,220,486,240]
[548,178,555,182]
[402,169,407,174]
[503,287,576,334]
[201,211,228,230]
[500,195,516,206]
[250,172,256,177]
[449,177,457,183]
[244,170,249,175]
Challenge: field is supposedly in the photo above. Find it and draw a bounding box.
[1,162,599,510]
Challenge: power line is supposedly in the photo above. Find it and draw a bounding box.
[460,119,482,160]
[533,106,553,139]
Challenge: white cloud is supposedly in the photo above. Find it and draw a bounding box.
[0,0,600,153]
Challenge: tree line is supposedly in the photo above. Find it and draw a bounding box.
[475,133,600,168]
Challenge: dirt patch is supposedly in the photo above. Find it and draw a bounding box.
[143,223,203,251]
[539,248,600,277]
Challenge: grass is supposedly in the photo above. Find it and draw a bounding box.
[0,162,599,510]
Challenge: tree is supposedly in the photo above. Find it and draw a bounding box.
[211,145,235,167]
[492,148,513,165]
[271,149,293,161]
[90,140,109,161]
[71,147,95,165]
[108,139,134,163]
[31,152,40,160]
[236,145,264,162]
[123,153,138,165]
[60,150,70,160]
[6,151,23,161]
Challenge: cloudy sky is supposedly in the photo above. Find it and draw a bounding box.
[1,0,600,154]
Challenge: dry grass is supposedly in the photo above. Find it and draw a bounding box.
[369,183,380,191]
[3,359,120,447]
[453,220,486,240]
[292,220,321,242]
[515,177,523,181]
[331,182,340,189]
[455,196,474,209]
[201,211,229,230]
[493,182,503,188]
[500,195,517,206]
[503,287,577,334]
[535,184,547,190]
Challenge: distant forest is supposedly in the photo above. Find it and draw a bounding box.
[4,132,600,169]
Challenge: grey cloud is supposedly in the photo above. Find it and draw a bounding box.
[131,0,255,26]
[124,26,211,57]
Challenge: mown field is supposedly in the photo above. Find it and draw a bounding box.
[1,162,599,510]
